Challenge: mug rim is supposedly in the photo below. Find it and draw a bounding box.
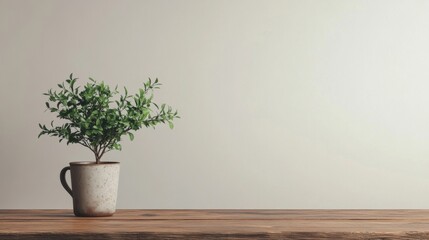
[69,161,120,166]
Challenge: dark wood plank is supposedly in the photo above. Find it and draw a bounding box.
[2,210,429,239]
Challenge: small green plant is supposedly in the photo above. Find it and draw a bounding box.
[38,74,179,164]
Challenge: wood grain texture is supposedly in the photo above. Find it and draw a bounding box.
[2,210,429,239]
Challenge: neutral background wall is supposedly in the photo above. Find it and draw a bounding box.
[1,0,429,209]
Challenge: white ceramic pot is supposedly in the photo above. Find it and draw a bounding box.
[60,161,120,217]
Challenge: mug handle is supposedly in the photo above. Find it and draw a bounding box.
[60,166,73,197]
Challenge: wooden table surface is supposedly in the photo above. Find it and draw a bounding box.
[2,210,429,239]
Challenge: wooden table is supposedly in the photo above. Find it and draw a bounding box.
[2,210,429,239]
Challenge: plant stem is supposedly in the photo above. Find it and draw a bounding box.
[94,150,101,164]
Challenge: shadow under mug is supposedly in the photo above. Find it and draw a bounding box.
[60,161,120,217]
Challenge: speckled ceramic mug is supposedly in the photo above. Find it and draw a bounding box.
[60,161,120,217]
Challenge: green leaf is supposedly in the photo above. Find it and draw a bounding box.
[128,132,134,141]
[70,79,76,90]
[168,122,174,129]
[38,131,44,138]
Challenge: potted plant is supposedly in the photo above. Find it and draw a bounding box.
[38,74,179,217]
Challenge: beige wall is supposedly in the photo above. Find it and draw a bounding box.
[1,0,429,209]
